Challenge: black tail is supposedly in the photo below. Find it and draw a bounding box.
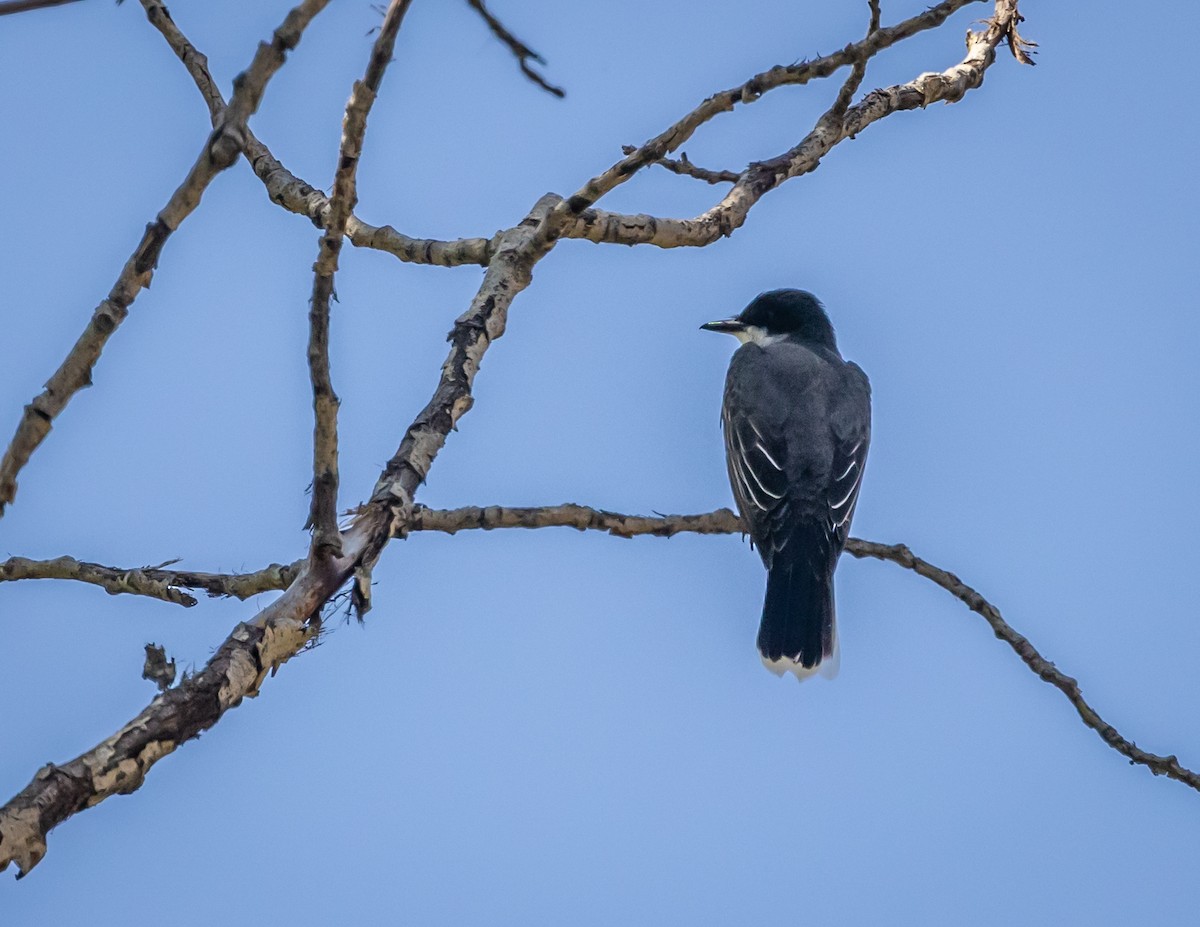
[756,560,836,675]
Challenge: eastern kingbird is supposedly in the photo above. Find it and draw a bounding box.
[702,290,871,680]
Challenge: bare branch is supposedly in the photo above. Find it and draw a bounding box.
[465,0,565,98]
[544,0,982,232]
[826,0,883,121]
[353,193,562,611]
[137,0,225,120]
[138,0,496,268]
[410,503,744,538]
[153,562,303,599]
[407,503,1200,791]
[0,0,332,518]
[0,0,79,15]
[0,556,199,607]
[306,0,415,558]
[0,590,327,878]
[406,502,1200,794]
[0,555,301,603]
[622,147,740,185]
[558,0,1028,250]
[849,539,1200,792]
[1006,7,1038,65]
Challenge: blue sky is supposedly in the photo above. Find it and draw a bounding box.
[2,0,1198,923]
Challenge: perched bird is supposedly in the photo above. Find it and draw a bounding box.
[702,290,871,680]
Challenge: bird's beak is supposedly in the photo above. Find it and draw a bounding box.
[700,317,746,334]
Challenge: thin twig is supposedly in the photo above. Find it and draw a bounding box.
[0,0,332,518]
[138,0,226,119]
[826,0,882,120]
[622,147,740,185]
[306,0,415,559]
[465,0,564,97]
[849,539,1200,791]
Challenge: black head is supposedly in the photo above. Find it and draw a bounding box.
[702,289,837,349]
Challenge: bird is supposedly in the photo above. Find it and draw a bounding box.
[702,289,871,680]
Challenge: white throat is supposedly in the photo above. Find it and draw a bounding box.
[734,325,787,346]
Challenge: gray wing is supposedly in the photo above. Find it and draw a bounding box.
[722,345,870,565]
[721,343,810,569]
[722,391,790,566]
[826,360,871,551]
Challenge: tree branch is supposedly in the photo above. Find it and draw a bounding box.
[558,0,1028,250]
[465,0,565,98]
[848,539,1200,792]
[306,0,415,558]
[407,503,1200,793]
[543,0,982,234]
[0,555,302,603]
[0,0,332,518]
[409,503,744,538]
[0,556,199,607]
[140,0,987,267]
[622,147,741,185]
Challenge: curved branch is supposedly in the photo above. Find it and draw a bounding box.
[848,540,1200,791]
[544,0,982,231]
[0,0,332,518]
[559,0,1027,250]
[406,503,1200,793]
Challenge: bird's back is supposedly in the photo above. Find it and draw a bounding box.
[721,338,871,677]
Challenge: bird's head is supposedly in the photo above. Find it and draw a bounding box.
[701,289,837,349]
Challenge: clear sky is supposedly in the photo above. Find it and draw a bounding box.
[2,1,1198,923]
